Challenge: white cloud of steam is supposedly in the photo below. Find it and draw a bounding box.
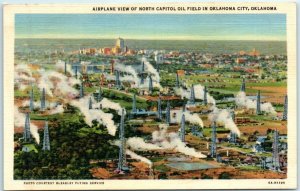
[126,150,153,168]
[208,106,241,137]
[115,64,139,86]
[14,64,36,90]
[235,91,277,114]
[49,104,64,115]
[127,124,206,158]
[170,109,203,127]
[96,98,124,116]
[37,70,79,98]
[127,137,162,151]
[141,57,161,87]
[175,84,215,105]
[14,106,40,144]
[70,96,118,136]
[138,75,162,89]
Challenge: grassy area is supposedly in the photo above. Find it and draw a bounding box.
[238,165,262,171]
[202,127,230,137]
[154,164,169,172]
[150,156,165,162]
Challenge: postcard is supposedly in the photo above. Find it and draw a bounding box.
[3,2,297,190]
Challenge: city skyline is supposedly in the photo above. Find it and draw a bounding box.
[15,14,286,41]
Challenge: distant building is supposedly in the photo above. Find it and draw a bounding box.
[236,58,246,64]
[116,37,125,52]
[177,70,185,76]
[249,48,260,56]
[155,52,164,63]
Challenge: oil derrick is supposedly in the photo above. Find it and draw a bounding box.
[149,75,153,93]
[24,113,31,142]
[88,96,93,110]
[203,86,208,105]
[29,87,34,112]
[80,82,84,98]
[156,62,160,72]
[191,126,197,135]
[189,84,195,104]
[42,120,50,151]
[256,90,261,115]
[132,94,137,113]
[64,61,67,75]
[182,103,186,112]
[210,122,217,158]
[40,88,46,111]
[272,130,280,171]
[116,109,128,173]
[157,97,162,120]
[261,157,266,169]
[240,78,246,92]
[180,114,186,142]
[166,101,171,124]
[282,95,288,121]
[140,76,144,85]
[75,66,78,79]
[231,110,235,121]
[115,70,121,89]
[175,73,180,88]
[96,87,102,102]
[141,61,145,72]
[229,132,237,143]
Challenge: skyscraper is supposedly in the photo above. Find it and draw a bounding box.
[116,37,125,51]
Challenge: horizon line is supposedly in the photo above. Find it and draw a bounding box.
[15,37,287,42]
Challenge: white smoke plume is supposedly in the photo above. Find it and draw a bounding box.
[126,149,153,167]
[70,96,118,136]
[127,137,162,151]
[141,57,161,88]
[127,124,206,158]
[115,64,139,86]
[235,91,277,114]
[170,109,204,127]
[14,106,40,144]
[49,104,64,115]
[97,98,124,115]
[37,70,79,98]
[175,84,215,105]
[14,64,36,90]
[208,106,241,136]
[138,75,162,89]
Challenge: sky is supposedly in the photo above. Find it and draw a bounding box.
[15,14,286,41]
